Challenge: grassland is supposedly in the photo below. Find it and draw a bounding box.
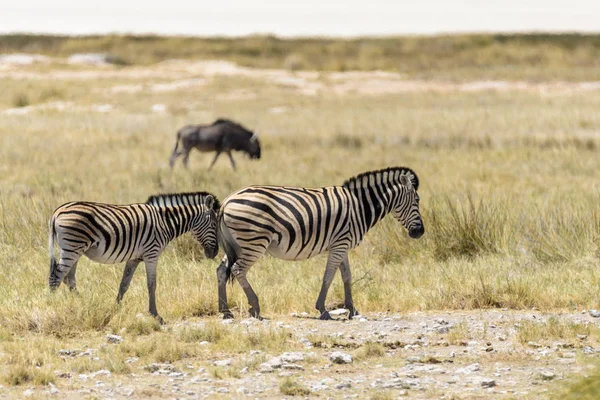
[1,35,600,396]
[3,33,600,80]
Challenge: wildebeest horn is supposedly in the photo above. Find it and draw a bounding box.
[250,133,258,142]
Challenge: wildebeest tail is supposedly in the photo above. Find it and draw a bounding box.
[169,130,183,168]
[217,213,240,283]
[48,215,58,288]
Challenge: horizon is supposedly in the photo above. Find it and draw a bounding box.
[1,0,599,38]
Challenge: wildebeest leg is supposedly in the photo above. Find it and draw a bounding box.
[144,258,164,324]
[339,255,359,319]
[217,256,234,319]
[208,151,222,171]
[227,151,237,171]
[169,151,182,168]
[232,261,261,319]
[315,249,346,320]
[63,261,79,292]
[182,150,191,169]
[117,259,141,303]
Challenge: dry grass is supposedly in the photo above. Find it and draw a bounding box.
[3,33,600,80]
[517,318,599,346]
[279,377,311,396]
[1,42,600,388]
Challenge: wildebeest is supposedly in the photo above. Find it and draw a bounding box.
[169,119,261,170]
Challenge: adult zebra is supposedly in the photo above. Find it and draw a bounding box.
[217,167,424,320]
[48,192,220,323]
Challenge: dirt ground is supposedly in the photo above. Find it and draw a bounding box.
[1,310,597,399]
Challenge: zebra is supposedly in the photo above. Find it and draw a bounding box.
[216,166,424,320]
[48,192,220,324]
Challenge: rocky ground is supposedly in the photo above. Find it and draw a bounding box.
[2,310,599,399]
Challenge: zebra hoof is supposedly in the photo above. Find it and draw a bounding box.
[222,312,235,320]
[319,311,333,321]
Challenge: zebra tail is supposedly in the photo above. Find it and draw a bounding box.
[48,216,57,287]
[217,212,240,284]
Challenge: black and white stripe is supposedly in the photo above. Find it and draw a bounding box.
[216,167,424,320]
[48,192,219,323]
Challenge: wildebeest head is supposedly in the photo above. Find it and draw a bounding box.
[246,133,261,159]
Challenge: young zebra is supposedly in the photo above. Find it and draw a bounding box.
[48,192,220,323]
[217,167,424,320]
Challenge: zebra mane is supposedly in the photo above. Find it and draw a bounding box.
[342,167,419,191]
[211,118,253,138]
[145,191,221,212]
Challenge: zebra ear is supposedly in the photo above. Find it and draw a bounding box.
[203,195,215,211]
[399,174,413,189]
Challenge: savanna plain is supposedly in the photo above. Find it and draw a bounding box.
[1,35,600,399]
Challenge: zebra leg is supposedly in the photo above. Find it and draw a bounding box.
[50,248,82,290]
[63,262,79,292]
[217,256,234,319]
[117,260,141,303]
[339,255,359,319]
[208,151,222,170]
[144,259,164,324]
[315,250,345,320]
[226,152,237,171]
[232,262,261,320]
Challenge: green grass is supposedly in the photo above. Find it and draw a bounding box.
[2,33,600,80]
[553,364,600,400]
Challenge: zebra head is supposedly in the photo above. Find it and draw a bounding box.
[391,172,425,239]
[191,195,219,258]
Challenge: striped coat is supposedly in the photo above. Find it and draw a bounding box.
[48,192,219,323]
[216,167,424,320]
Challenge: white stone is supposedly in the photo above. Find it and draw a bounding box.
[456,363,481,374]
[213,358,232,367]
[151,104,167,113]
[106,334,123,344]
[92,369,111,378]
[330,351,353,364]
[281,352,305,363]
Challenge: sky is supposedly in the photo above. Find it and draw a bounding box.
[1,0,599,37]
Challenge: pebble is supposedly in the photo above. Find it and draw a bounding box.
[91,370,111,378]
[281,352,305,363]
[58,349,78,357]
[106,334,123,344]
[336,382,352,389]
[282,363,305,371]
[481,379,496,388]
[23,389,34,397]
[583,346,595,354]
[49,383,59,395]
[213,358,232,367]
[144,363,176,373]
[456,363,481,374]
[538,371,556,381]
[589,309,600,318]
[330,351,353,364]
